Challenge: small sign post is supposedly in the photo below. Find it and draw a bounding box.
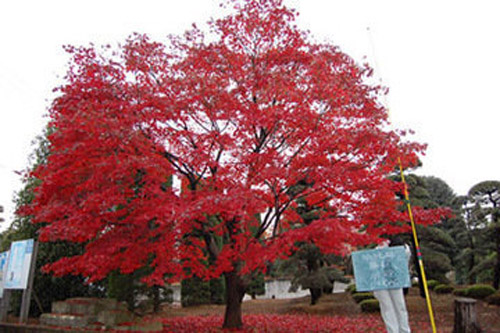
[2,239,38,324]
[0,251,11,322]
[19,241,38,323]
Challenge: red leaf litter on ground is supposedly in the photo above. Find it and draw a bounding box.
[159,314,386,332]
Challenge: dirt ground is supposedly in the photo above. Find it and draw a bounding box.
[158,288,500,332]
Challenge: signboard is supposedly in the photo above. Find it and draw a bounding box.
[0,251,9,297]
[352,246,410,292]
[4,239,34,290]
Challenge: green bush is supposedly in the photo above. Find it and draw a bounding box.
[466,284,496,299]
[209,277,226,304]
[352,292,375,303]
[434,284,454,294]
[426,280,440,290]
[181,277,211,307]
[359,299,380,313]
[453,288,468,297]
[345,284,357,294]
[486,292,500,306]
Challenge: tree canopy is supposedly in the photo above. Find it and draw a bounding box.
[22,0,446,328]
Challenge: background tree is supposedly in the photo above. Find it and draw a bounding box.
[245,272,265,300]
[447,195,485,284]
[279,244,348,305]
[466,181,500,289]
[0,131,106,317]
[22,0,445,328]
[422,176,456,208]
[278,185,349,305]
[392,174,456,284]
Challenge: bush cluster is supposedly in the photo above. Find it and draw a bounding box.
[452,284,496,300]
[453,288,468,297]
[348,287,378,312]
[434,284,454,294]
[359,299,380,313]
[465,284,496,299]
[426,280,440,290]
[352,292,375,304]
[345,284,357,294]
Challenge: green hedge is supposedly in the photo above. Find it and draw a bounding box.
[352,292,375,303]
[434,284,454,294]
[360,299,380,313]
[426,280,440,290]
[453,288,468,297]
[466,284,496,299]
[345,284,357,294]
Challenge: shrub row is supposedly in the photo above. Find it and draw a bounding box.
[352,292,375,304]
[452,284,496,300]
[346,285,379,313]
[426,280,440,290]
[434,284,454,294]
[345,284,357,294]
[359,299,380,313]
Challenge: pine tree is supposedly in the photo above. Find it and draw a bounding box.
[394,174,456,283]
[466,181,500,289]
[0,130,106,317]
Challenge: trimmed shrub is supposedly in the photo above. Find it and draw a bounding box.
[486,292,500,306]
[466,284,496,299]
[345,284,357,294]
[426,280,440,290]
[453,288,468,297]
[434,284,454,294]
[360,299,380,313]
[352,292,375,303]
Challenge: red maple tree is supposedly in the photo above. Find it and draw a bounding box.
[23,0,446,328]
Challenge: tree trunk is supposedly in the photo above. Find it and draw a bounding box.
[223,271,245,329]
[152,285,160,313]
[453,298,482,333]
[309,288,322,305]
[493,224,500,290]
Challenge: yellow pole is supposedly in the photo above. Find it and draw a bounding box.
[398,157,437,333]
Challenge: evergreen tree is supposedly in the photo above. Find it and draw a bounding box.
[279,186,349,305]
[281,244,348,305]
[466,181,500,289]
[0,131,106,317]
[246,272,265,300]
[394,174,456,283]
[181,276,211,307]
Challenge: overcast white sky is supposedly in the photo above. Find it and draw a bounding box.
[1,0,498,227]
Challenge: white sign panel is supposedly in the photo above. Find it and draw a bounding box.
[4,239,34,290]
[0,251,9,297]
[352,246,410,292]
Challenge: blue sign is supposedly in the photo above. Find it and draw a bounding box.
[4,239,34,290]
[352,246,410,292]
[0,251,9,297]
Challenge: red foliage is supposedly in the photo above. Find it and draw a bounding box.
[159,314,386,332]
[23,0,446,292]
